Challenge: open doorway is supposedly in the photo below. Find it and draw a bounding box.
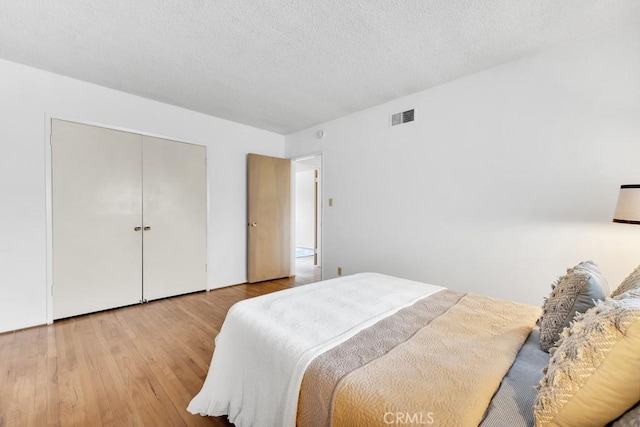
[294,154,322,283]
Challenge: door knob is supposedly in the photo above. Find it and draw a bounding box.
[249,222,257,227]
[134,226,142,231]
[143,226,151,231]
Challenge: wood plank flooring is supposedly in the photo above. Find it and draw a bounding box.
[0,263,321,427]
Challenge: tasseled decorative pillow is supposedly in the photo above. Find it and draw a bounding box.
[538,261,608,352]
[612,402,640,427]
[534,294,640,427]
[611,264,640,298]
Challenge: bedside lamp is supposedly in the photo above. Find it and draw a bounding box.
[613,185,640,225]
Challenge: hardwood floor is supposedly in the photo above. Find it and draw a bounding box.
[294,255,321,284]
[0,267,321,427]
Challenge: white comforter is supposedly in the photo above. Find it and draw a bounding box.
[187,272,444,427]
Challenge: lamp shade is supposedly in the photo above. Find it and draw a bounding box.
[613,185,640,224]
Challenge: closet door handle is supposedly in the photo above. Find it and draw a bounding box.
[134,226,142,231]
[143,226,151,231]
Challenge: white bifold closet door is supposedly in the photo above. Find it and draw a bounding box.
[52,120,206,320]
[142,136,207,301]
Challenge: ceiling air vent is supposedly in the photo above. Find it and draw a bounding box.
[391,109,414,126]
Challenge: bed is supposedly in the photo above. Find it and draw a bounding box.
[187,273,549,426]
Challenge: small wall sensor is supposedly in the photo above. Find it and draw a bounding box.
[316,130,325,139]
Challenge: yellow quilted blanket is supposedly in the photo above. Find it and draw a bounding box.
[298,291,540,427]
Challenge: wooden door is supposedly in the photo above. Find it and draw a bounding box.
[247,153,291,283]
[142,136,207,301]
[52,119,143,319]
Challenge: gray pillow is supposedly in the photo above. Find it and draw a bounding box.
[611,265,640,298]
[539,261,607,352]
[577,259,611,295]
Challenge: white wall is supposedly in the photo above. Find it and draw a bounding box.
[0,59,284,333]
[286,22,640,306]
[295,170,316,249]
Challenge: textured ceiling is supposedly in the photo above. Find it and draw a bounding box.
[1,1,639,134]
